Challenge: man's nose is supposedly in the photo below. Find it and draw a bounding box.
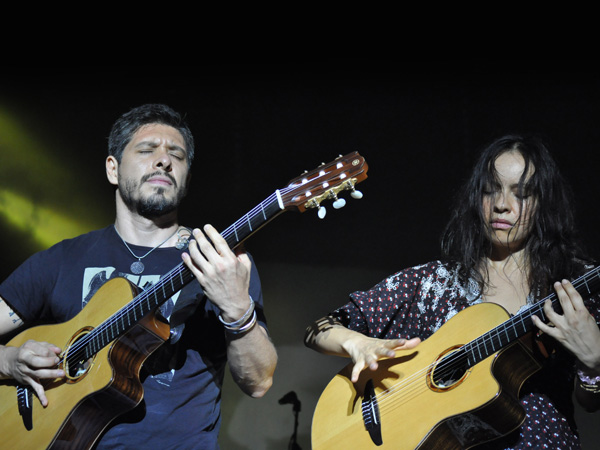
[153,149,172,171]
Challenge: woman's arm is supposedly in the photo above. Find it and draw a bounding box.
[304,315,420,382]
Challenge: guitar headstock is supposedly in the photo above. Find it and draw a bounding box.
[279,151,368,218]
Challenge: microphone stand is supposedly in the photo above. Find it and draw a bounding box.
[279,391,302,450]
[288,398,301,450]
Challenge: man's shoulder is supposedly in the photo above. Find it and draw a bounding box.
[45,226,114,254]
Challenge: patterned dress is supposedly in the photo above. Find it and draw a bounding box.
[331,260,600,450]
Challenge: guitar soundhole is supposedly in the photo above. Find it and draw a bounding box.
[63,327,95,383]
[428,346,469,392]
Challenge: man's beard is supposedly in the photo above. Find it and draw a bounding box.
[119,174,186,218]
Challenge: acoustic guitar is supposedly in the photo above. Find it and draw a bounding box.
[0,152,368,450]
[311,266,600,449]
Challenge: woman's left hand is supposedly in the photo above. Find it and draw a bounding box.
[532,279,600,371]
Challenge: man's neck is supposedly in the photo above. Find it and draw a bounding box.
[114,210,180,248]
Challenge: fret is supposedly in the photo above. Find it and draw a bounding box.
[482,335,489,356]
[489,328,499,352]
[510,318,518,337]
[261,201,267,220]
[146,292,152,313]
[517,315,526,335]
[160,284,167,305]
[503,323,510,341]
[474,341,483,361]
[582,276,592,295]
[466,348,474,367]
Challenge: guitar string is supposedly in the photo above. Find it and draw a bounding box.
[57,191,282,367]
[370,307,539,415]
[57,180,590,380]
[365,251,600,414]
[368,271,600,416]
[55,162,365,374]
[55,168,348,367]
[374,281,594,417]
[52,160,594,405]
[373,297,549,411]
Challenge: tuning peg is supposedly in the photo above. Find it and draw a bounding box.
[332,198,346,209]
[350,189,363,200]
[318,205,327,219]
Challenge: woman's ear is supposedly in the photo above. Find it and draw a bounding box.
[106,156,119,186]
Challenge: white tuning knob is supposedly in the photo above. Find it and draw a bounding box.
[333,198,346,209]
[318,206,327,219]
[350,190,363,200]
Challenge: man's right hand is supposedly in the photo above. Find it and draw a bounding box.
[0,340,65,407]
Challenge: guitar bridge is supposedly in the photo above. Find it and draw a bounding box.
[17,385,33,430]
[361,379,382,445]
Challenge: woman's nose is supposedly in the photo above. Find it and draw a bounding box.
[493,193,509,212]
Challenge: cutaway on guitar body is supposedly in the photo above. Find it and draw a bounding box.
[311,303,542,450]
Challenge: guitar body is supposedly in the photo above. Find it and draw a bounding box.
[0,277,170,450]
[311,303,542,450]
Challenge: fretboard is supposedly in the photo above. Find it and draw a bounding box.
[462,265,600,367]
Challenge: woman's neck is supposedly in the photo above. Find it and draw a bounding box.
[481,251,531,314]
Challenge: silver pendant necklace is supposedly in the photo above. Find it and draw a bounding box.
[114,225,180,274]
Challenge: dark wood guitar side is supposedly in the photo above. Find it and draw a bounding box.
[0,152,369,450]
[312,265,600,449]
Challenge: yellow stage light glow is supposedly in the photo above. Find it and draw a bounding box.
[0,106,107,252]
[0,189,94,250]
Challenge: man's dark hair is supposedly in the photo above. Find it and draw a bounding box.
[108,104,195,167]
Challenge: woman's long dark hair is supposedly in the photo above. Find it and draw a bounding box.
[441,134,590,296]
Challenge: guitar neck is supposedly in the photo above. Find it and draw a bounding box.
[81,192,284,360]
[463,265,600,367]
[71,150,369,364]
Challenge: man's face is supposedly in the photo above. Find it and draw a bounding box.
[115,123,190,217]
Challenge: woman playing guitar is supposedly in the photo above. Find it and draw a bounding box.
[306,134,600,449]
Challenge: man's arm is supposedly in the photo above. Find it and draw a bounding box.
[0,296,64,406]
[225,315,277,397]
[181,225,277,397]
[0,296,24,334]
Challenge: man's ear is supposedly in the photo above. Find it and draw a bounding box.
[106,156,119,186]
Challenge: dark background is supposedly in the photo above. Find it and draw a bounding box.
[1,61,599,448]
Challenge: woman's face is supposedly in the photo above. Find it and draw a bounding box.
[482,150,537,253]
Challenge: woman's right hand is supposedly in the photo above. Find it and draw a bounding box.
[341,332,421,382]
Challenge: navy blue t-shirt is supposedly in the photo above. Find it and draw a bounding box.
[0,225,266,450]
